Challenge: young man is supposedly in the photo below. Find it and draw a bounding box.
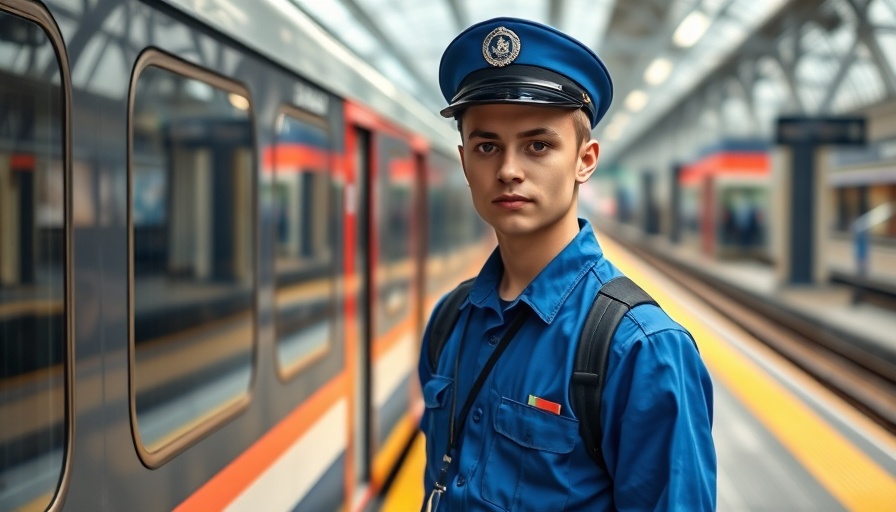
[418,17,716,511]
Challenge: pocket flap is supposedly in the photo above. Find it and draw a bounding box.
[494,398,578,454]
[422,375,453,409]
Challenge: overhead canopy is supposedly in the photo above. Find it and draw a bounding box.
[289,0,793,157]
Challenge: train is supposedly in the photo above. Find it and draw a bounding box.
[0,0,489,510]
[596,134,896,289]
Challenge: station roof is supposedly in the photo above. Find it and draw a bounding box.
[289,0,790,158]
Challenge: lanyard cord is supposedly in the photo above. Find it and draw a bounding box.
[435,307,531,492]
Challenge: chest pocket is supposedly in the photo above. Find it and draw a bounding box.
[482,397,579,511]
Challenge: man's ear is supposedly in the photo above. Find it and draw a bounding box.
[576,140,599,183]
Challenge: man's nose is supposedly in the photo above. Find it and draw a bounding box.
[496,152,524,182]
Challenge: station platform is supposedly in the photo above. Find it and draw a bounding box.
[380,224,896,511]
[602,220,896,364]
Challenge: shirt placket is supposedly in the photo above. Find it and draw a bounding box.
[452,307,510,509]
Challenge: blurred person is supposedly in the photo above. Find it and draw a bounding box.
[418,17,716,511]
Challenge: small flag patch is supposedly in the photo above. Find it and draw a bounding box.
[527,395,561,415]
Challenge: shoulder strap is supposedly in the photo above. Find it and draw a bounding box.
[427,278,475,371]
[571,276,658,472]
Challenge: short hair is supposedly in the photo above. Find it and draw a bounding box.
[571,109,591,148]
[457,107,592,147]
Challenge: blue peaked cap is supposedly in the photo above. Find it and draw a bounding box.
[439,17,613,129]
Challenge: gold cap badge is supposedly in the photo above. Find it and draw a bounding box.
[482,27,521,67]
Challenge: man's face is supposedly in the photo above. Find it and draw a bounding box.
[458,103,598,240]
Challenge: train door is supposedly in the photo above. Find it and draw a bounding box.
[641,171,660,235]
[413,150,427,343]
[701,174,715,255]
[369,130,418,484]
[349,125,373,502]
[345,102,421,503]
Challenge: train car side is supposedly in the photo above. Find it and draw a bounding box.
[0,0,484,511]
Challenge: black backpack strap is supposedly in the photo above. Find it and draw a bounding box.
[427,278,476,371]
[571,276,658,472]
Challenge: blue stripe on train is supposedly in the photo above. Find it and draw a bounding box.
[291,453,346,512]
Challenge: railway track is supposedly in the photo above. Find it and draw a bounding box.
[608,233,896,436]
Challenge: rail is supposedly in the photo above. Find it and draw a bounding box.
[603,227,896,435]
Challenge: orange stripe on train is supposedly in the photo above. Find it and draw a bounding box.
[174,373,347,512]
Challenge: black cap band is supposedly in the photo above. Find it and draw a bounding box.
[439,65,594,119]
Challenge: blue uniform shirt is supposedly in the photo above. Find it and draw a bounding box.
[419,219,716,511]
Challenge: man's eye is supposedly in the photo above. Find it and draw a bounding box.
[477,143,496,153]
[530,141,549,152]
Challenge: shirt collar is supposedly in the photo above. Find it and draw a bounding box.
[468,218,604,324]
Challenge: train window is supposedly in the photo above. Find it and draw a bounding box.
[868,184,896,239]
[376,135,414,336]
[718,187,767,252]
[0,6,69,512]
[834,187,863,233]
[425,151,475,296]
[129,53,255,467]
[268,108,335,379]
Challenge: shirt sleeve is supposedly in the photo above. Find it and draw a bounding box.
[417,293,450,497]
[417,294,447,411]
[601,323,717,511]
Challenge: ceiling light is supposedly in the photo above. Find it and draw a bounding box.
[228,93,250,111]
[613,113,631,127]
[624,90,649,112]
[644,58,673,86]
[673,11,710,48]
[603,123,623,141]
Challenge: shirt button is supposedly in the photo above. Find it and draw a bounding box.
[472,408,482,423]
[457,475,466,487]
[488,335,499,346]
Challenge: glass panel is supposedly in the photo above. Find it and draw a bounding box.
[425,151,480,298]
[376,135,413,337]
[834,187,858,232]
[269,112,335,376]
[718,186,767,252]
[870,0,896,78]
[0,10,66,512]
[869,184,894,238]
[131,65,254,454]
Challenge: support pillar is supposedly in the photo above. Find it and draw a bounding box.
[670,163,683,244]
[774,116,865,286]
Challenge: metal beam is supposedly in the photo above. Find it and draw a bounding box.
[588,0,618,54]
[778,14,808,113]
[445,0,466,32]
[48,0,119,80]
[735,62,760,131]
[818,34,860,114]
[549,0,566,28]
[313,0,440,105]
[853,0,896,96]
[601,0,739,154]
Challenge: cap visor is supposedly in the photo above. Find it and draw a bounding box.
[440,83,585,118]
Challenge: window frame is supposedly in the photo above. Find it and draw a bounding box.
[271,104,338,381]
[0,0,73,510]
[126,48,258,468]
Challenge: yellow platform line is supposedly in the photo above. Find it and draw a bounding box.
[598,232,896,511]
[381,433,426,512]
[373,413,419,490]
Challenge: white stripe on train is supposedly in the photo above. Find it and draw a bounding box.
[373,333,414,409]
[225,400,347,511]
